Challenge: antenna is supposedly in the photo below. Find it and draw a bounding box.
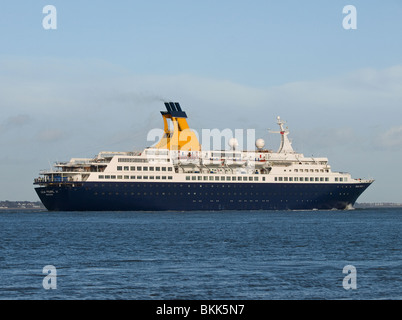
[269,116,295,154]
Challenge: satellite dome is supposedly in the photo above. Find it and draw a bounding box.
[255,138,265,149]
[228,138,239,149]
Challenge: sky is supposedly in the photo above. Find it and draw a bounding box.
[1,0,402,202]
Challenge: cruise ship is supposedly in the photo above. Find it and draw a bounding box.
[34,102,373,211]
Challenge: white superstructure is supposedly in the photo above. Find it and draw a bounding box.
[35,116,371,187]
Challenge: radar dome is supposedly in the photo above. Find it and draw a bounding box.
[228,138,239,149]
[255,138,265,149]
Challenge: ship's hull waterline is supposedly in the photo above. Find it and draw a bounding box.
[36,181,371,211]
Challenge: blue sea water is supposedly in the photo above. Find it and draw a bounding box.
[0,208,401,300]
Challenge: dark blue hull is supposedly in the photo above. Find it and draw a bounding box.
[35,181,372,211]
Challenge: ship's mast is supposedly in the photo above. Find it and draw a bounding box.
[270,116,294,154]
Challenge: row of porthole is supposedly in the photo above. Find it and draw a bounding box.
[91,191,350,197]
[90,183,343,189]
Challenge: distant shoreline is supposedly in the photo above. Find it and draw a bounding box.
[1,200,401,210]
[354,203,402,208]
[0,201,45,210]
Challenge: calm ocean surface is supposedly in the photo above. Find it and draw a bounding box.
[0,208,401,300]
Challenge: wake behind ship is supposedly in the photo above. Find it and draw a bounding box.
[34,102,373,211]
